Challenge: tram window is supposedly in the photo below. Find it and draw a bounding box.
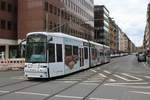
[48,43,55,63]
[56,44,62,62]
[92,48,96,60]
[84,47,88,59]
[65,45,72,56]
[73,46,78,56]
[100,52,103,56]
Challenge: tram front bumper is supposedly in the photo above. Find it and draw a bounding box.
[24,68,49,78]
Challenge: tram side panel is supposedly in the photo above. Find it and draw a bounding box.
[84,46,89,69]
[96,45,103,65]
[63,37,86,75]
[47,36,65,77]
[90,43,97,67]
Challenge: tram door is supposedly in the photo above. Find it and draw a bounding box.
[79,48,84,67]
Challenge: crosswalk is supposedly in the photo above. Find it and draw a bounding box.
[89,69,148,83]
[10,69,150,84]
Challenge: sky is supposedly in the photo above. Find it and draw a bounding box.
[94,0,149,47]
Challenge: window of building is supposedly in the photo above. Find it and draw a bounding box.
[13,22,17,31]
[44,1,48,11]
[48,43,55,63]
[0,1,6,11]
[13,5,17,13]
[7,21,12,30]
[8,3,12,12]
[54,7,57,15]
[56,44,63,62]
[1,20,6,29]
[49,4,53,13]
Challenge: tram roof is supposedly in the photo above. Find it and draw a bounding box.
[27,32,88,42]
[27,32,109,48]
[89,41,110,48]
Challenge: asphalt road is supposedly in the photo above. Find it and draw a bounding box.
[0,55,150,100]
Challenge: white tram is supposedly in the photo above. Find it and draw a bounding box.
[24,32,110,78]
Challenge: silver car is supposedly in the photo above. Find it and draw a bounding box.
[137,53,146,62]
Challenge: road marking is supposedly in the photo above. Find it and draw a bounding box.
[104,70,111,74]
[0,90,9,93]
[90,69,97,73]
[114,74,129,81]
[98,73,107,78]
[90,97,115,100]
[11,76,25,80]
[144,76,150,79]
[57,78,81,81]
[55,95,83,99]
[15,92,49,96]
[129,91,150,95]
[108,79,116,82]
[105,82,148,85]
[105,82,150,88]
[122,73,142,81]
[57,81,77,83]
[97,67,101,70]
[80,83,98,85]
[84,81,101,83]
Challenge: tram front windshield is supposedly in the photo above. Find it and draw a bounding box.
[26,34,47,63]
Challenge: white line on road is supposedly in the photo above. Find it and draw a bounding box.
[57,81,77,83]
[105,82,148,85]
[11,76,25,80]
[80,83,98,85]
[98,73,107,78]
[55,95,83,99]
[129,91,150,95]
[105,82,150,89]
[144,76,150,79]
[108,79,116,82]
[84,81,101,83]
[90,97,115,100]
[15,92,49,96]
[114,74,129,81]
[104,70,111,74]
[90,69,97,73]
[122,73,142,81]
[0,90,9,93]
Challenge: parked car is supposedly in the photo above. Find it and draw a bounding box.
[137,52,146,62]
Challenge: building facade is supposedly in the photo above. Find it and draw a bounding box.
[0,0,18,58]
[0,0,94,59]
[119,32,136,53]
[144,3,150,54]
[109,18,116,50]
[94,5,109,46]
[18,0,94,42]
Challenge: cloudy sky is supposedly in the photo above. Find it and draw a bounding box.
[94,0,149,47]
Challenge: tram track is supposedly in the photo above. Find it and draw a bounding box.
[82,70,116,100]
[0,80,27,88]
[43,68,117,100]
[0,60,117,98]
[0,80,49,96]
[0,67,101,97]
